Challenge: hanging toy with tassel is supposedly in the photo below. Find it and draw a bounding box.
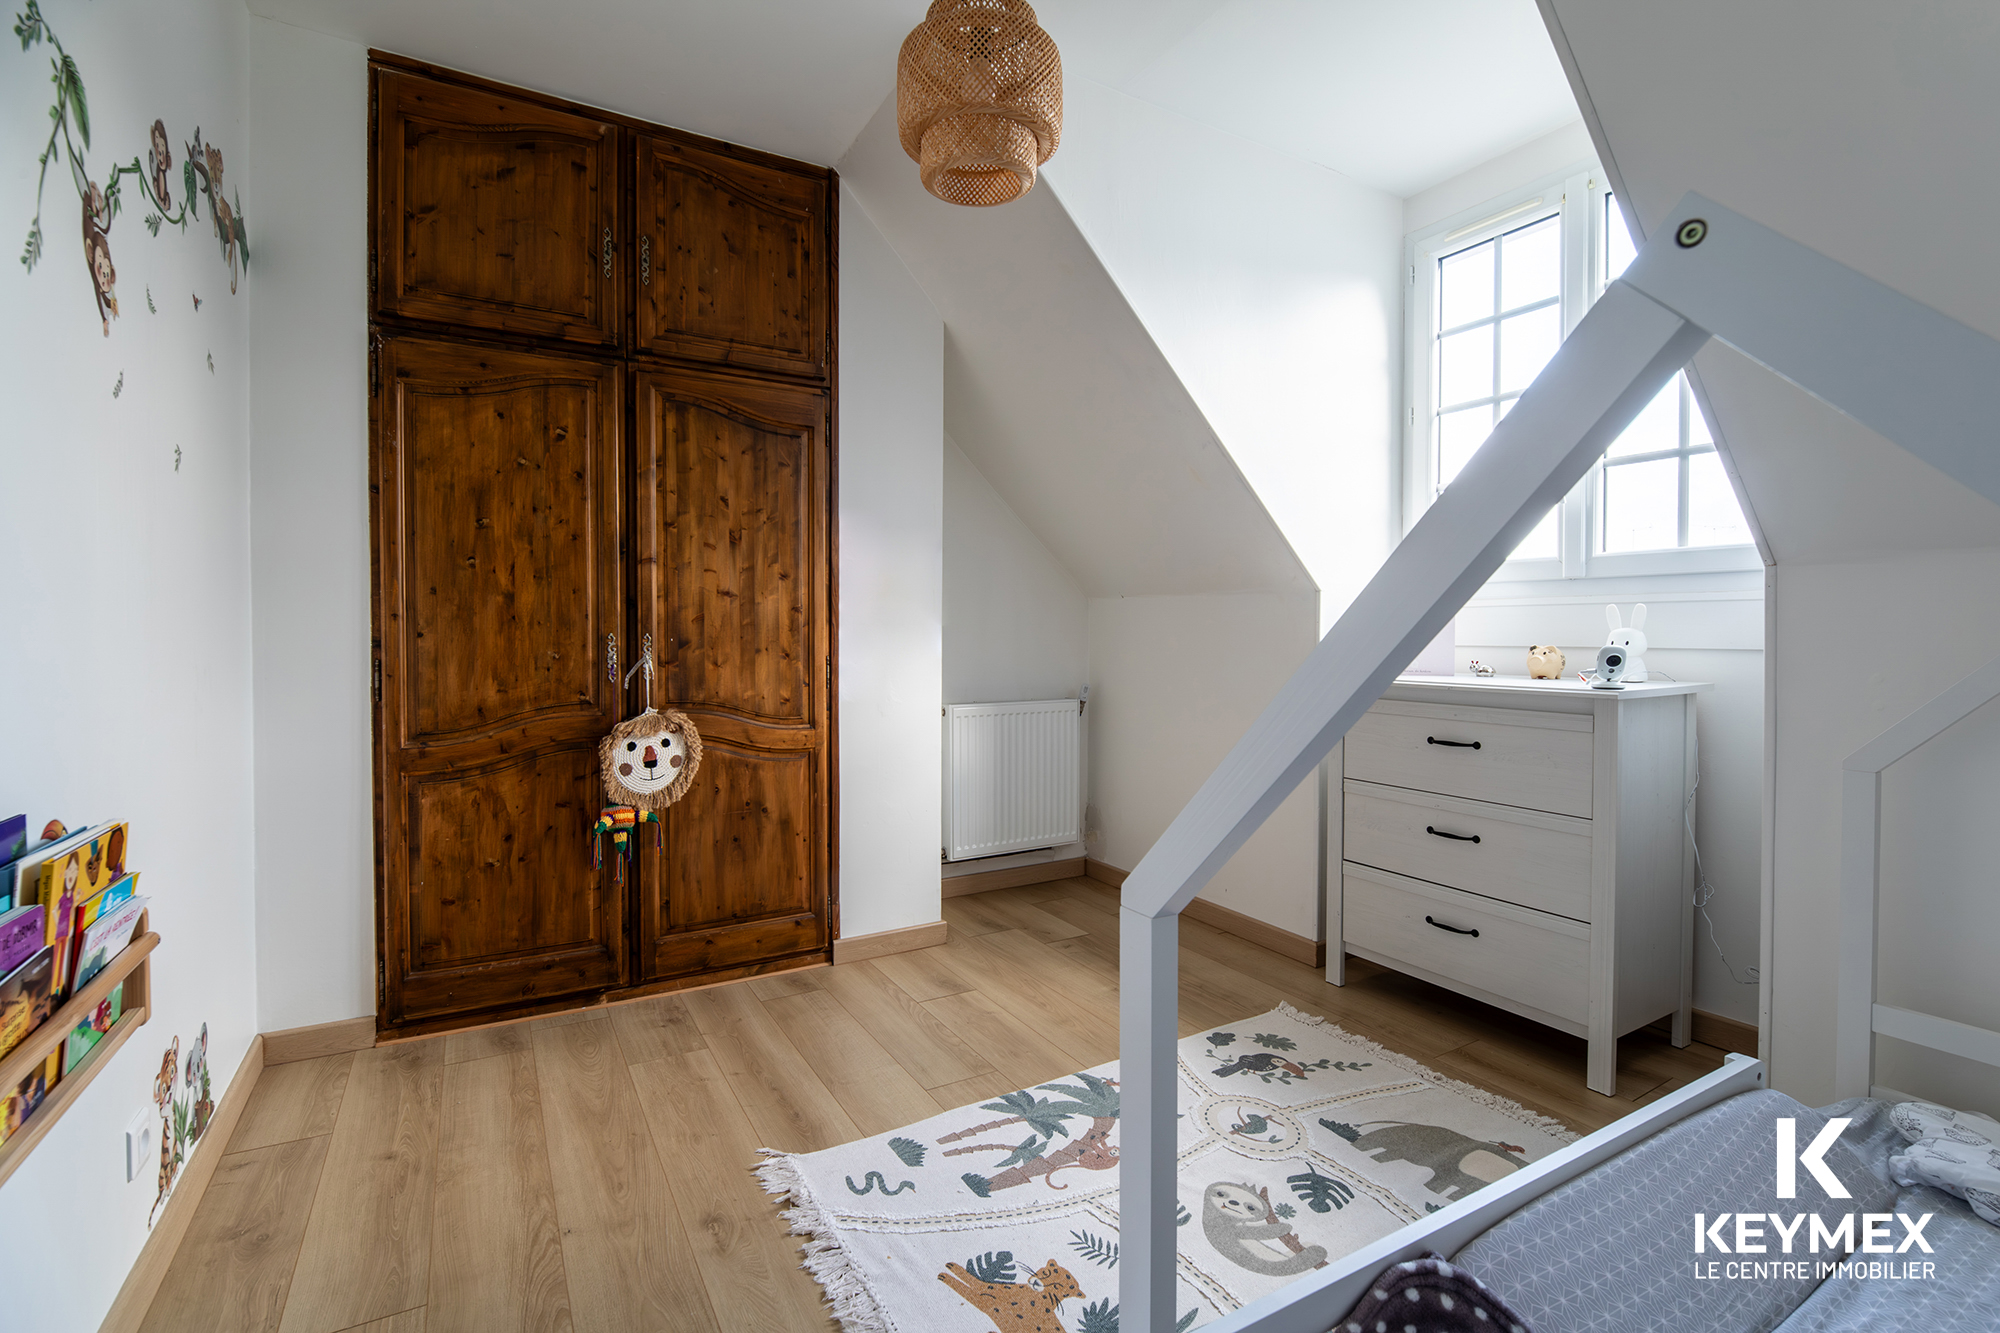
[591,632,703,880]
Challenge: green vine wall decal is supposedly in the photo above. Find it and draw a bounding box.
[14,0,249,336]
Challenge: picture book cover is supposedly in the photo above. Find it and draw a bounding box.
[72,896,147,993]
[0,1059,52,1147]
[78,872,139,934]
[34,823,124,994]
[63,987,122,1075]
[0,945,57,1061]
[0,904,44,976]
[0,815,23,866]
[71,872,139,979]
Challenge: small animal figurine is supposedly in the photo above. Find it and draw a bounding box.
[1526,644,1566,680]
[1603,604,1649,682]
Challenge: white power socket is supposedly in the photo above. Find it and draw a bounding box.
[124,1108,154,1184]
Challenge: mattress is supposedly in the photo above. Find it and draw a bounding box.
[1447,1089,1896,1333]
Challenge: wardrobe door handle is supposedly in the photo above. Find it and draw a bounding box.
[1425,916,1479,938]
[640,235,651,286]
[602,227,614,277]
[1425,826,1481,844]
[1426,736,1481,749]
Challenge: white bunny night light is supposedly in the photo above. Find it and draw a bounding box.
[1604,604,1649,682]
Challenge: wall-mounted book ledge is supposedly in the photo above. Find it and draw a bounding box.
[0,912,157,1188]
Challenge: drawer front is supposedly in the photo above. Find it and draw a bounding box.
[1342,866,1589,1025]
[1343,784,1593,921]
[1345,702,1594,818]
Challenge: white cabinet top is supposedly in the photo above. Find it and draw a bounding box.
[1388,673,1712,700]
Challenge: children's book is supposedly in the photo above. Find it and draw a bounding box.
[70,897,146,994]
[70,872,139,980]
[32,822,125,995]
[0,905,45,976]
[0,946,56,1060]
[0,1061,52,1146]
[0,816,24,909]
[64,896,147,1073]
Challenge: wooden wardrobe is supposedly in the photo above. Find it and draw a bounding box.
[366,55,837,1037]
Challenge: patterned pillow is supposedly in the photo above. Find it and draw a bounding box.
[1888,1101,2000,1226]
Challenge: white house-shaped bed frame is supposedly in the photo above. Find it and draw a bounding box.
[1838,655,2000,1100]
[1115,193,2000,1331]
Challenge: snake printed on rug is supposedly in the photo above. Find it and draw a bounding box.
[756,1001,1575,1333]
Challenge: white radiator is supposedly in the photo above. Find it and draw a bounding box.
[943,700,1082,862]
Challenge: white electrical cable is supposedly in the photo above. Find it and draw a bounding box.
[1684,723,1758,985]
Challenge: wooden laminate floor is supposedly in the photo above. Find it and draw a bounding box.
[138,878,1727,1333]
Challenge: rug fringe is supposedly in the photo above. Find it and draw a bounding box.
[756,1148,898,1333]
[1270,1000,1579,1143]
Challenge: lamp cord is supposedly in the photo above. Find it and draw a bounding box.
[1685,730,1758,985]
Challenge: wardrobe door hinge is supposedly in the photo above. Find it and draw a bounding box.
[368,251,377,299]
[377,959,385,1010]
[373,659,383,703]
[369,326,385,398]
[825,655,832,689]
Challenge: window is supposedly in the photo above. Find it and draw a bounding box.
[1405,170,1757,577]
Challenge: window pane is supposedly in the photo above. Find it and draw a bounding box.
[1513,504,1559,560]
[1498,304,1561,395]
[1500,215,1560,310]
[1439,239,1495,329]
[1437,405,1493,489]
[1606,374,1681,457]
[1690,391,1715,447]
[1602,457,1680,552]
[1438,323,1494,408]
[1605,193,1637,281]
[1688,450,1753,547]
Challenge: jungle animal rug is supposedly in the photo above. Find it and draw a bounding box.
[756,1002,1573,1333]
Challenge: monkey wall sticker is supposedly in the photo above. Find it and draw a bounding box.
[15,0,250,335]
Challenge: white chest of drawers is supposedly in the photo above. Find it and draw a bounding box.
[1330,674,1709,1096]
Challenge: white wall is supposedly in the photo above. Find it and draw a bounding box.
[0,0,259,1325]
[247,17,371,1031]
[1403,120,1594,234]
[942,435,1087,707]
[1048,78,1403,629]
[1772,550,2000,1107]
[1088,593,1322,939]
[941,435,1088,879]
[834,187,946,939]
[1455,586,1765,1023]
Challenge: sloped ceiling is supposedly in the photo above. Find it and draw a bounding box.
[246,0,917,165]
[1546,0,2000,562]
[839,96,1311,599]
[252,0,1573,198]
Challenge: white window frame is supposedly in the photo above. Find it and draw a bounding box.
[1402,165,1762,580]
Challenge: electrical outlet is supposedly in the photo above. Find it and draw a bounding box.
[125,1108,154,1183]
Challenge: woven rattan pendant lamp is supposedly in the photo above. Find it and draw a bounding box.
[896,0,1062,207]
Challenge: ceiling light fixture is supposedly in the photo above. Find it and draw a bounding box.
[896,0,1062,207]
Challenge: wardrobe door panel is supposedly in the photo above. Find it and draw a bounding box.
[377,70,621,346]
[636,135,827,378]
[634,370,831,981]
[375,337,627,1027]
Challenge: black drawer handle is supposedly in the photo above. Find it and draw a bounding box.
[1425,826,1481,844]
[1426,736,1481,749]
[1425,915,1480,938]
